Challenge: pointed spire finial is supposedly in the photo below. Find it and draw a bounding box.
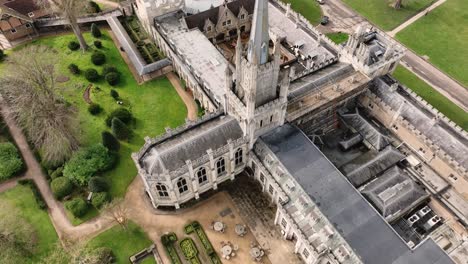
[247,0,270,65]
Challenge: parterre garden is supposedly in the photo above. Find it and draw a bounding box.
[6,27,186,224]
[161,221,222,264]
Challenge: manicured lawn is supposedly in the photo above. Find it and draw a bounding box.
[396,0,468,87]
[87,221,154,264]
[12,31,187,200]
[326,32,349,44]
[0,185,58,263]
[392,66,468,131]
[342,0,434,30]
[280,0,322,24]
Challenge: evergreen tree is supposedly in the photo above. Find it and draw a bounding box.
[111,118,130,140]
[101,131,120,151]
[91,23,102,38]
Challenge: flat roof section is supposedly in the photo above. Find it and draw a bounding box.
[260,124,454,264]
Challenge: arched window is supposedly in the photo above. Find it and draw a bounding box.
[177,178,188,194]
[235,148,243,166]
[197,167,208,185]
[216,157,226,175]
[156,183,169,198]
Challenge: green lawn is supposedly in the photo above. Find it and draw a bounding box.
[342,0,434,30]
[396,0,468,87]
[326,32,349,44]
[11,31,187,200]
[0,185,58,263]
[280,0,322,24]
[392,66,468,131]
[87,221,154,264]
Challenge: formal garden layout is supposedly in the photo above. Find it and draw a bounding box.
[341,0,434,30]
[161,221,222,264]
[396,0,468,87]
[121,16,165,64]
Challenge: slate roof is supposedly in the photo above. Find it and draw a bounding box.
[3,0,40,16]
[184,0,255,31]
[340,146,406,187]
[361,166,429,221]
[260,124,454,264]
[340,108,391,151]
[139,115,243,176]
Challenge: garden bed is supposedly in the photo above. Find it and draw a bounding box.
[161,233,182,264]
[185,221,222,264]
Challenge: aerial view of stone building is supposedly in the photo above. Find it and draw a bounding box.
[131,0,467,263]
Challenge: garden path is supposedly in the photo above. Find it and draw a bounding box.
[166,72,198,121]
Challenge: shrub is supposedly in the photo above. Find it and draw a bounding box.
[88,103,102,115]
[68,41,80,51]
[65,197,88,217]
[91,52,106,65]
[94,40,102,49]
[51,177,73,199]
[68,63,80,75]
[91,23,102,38]
[88,176,109,192]
[0,142,24,181]
[84,68,99,82]
[91,192,110,208]
[111,118,131,140]
[63,144,115,186]
[50,166,64,179]
[105,108,132,126]
[110,89,119,100]
[105,72,120,86]
[102,65,119,76]
[0,49,5,61]
[102,131,120,152]
[88,1,101,13]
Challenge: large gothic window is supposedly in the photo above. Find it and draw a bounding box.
[216,157,226,175]
[177,178,188,194]
[197,167,208,185]
[235,148,243,166]
[156,183,169,198]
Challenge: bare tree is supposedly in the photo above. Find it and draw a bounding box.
[394,0,403,9]
[0,46,80,165]
[36,0,89,50]
[101,198,131,230]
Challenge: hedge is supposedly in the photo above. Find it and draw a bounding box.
[65,197,88,217]
[161,233,182,264]
[50,177,73,200]
[0,142,24,181]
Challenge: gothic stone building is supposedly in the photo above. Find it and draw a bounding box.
[132,0,464,263]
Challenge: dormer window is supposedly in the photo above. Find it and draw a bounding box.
[28,12,34,18]
[227,20,231,25]
[223,21,226,26]
[206,26,212,32]
[240,14,245,19]
[25,23,32,28]
[10,28,17,33]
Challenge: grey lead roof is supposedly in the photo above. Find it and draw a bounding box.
[140,116,243,176]
[260,124,453,264]
[361,166,429,221]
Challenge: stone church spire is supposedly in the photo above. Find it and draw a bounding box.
[247,0,269,65]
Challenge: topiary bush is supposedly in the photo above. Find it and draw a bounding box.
[105,108,132,126]
[88,1,101,13]
[91,23,102,38]
[51,177,73,200]
[88,176,109,192]
[94,40,102,49]
[88,103,102,115]
[50,166,64,179]
[102,65,119,76]
[68,63,80,75]
[68,41,80,51]
[105,72,120,86]
[65,197,88,217]
[0,142,24,181]
[85,68,99,82]
[91,192,110,208]
[91,51,106,65]
[110,89,119,100]
[111,118,131,140]
[63,144,115,186]
[102,131,120,152]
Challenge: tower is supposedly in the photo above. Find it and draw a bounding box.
[225,0,289,149]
